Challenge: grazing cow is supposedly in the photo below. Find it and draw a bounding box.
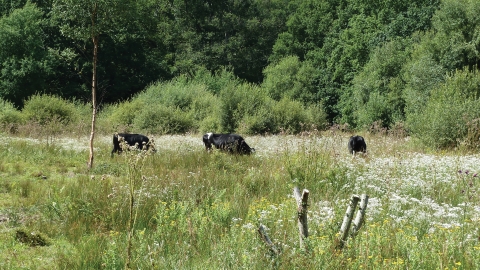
[202,133,255,155]
[348,135,367,156]
[111,133,153,157]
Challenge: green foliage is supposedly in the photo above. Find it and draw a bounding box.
[98,72,326,135]
[305,103,329,131]
[272,97,309,134]
[402,33,447,118]
[409,68,480,148]
[431,0,480,70]
[22,94,77,125]
[219,84,243,133]
[238,102,276,135]
[262,56,318,104]
[0,3,55,106]
[100,78,224,134]
[0,99,24,131]
[351,39,410,128]
[191,67,240,96]
[134,106,193,135]
[220,83,272,134]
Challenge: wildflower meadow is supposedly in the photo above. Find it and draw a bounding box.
[0,132,479,269]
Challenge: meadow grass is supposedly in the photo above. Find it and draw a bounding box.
[0,131,479,269]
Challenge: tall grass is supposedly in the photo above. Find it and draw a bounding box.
[0,132,479,269]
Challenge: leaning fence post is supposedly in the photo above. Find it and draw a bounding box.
[258,224,280,255]
[351,194,369,237]
[293,187,309,251]
[336,195,360,249]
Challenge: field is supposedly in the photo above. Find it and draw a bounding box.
[1,131,479,269]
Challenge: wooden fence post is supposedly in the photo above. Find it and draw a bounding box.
[258,224,280,255]
[293,187,309,251]
[336,195,360,249]
[351,194,369,237]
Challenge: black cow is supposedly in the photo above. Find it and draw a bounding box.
[202,133,255,155]
[348,135,367,156]
[111,133,153,157]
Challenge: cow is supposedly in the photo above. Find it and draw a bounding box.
[111,133,154,157]
[202,133,255,155]
[348,135,367,156]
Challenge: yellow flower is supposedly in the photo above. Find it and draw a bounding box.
[455,262,461,266]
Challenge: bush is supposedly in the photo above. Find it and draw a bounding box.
[133,105,193,134]
[238,101,276,135]
[22,94,77,125]
[350,39,410,129]
[408,68,480,149]
[192,93,222,133]
[305,103,328,131]
[262,56,317,104]
[101,100,145,131]
[191,67,240,96]
[0,99,24,132]
[272,97,309,134]
[239,98,327,135]
[355,91,392,129]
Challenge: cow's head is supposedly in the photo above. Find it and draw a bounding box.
[202,132,213,150]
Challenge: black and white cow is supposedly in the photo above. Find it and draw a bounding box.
[111,133,154,157]
[202,133,255,155]
[348,135,367,156]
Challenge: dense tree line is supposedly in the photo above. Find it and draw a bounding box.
[1,0,480,148]
[0,0,290,106]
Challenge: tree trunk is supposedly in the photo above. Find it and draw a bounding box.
[87,4,98,170]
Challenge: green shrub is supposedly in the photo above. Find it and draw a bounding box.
[272,97,308,133]
[139,78,214,110]
[238,101,276,135]
[305,103,328,131]
[239,97,326,135]
[133,105,193,134]
[408,68,480,148]
[191,67,240,96]
[103,100,144,128]
[193,91,222,133]
[350,39,409,129]
[355,91,392,129]
[219,83,272,133]
[0,99,24,131]
[22,94,77,125]
[219,84,242,133]
[262,56,317,104]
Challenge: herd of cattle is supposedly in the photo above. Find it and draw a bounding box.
[111,132,367,157]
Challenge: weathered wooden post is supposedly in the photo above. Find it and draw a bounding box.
[351,194,369,237]
[258,224,280,255]
[336,195,360,249]
[293,187,309,251]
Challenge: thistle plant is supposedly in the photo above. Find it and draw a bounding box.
[122,141,155,269]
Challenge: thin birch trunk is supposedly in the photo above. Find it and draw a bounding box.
[87,4,98,170]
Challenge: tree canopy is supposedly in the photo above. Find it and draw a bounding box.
[3,0,480,148]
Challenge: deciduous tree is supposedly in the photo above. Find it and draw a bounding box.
[52,0,134,169]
